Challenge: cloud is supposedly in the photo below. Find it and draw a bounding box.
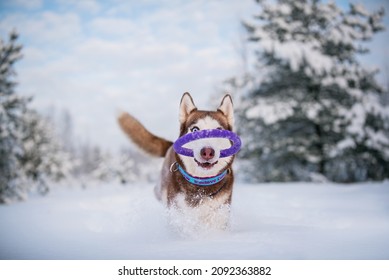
[0,11,82,48]
[88,17,138,38]
[55,0,101,14]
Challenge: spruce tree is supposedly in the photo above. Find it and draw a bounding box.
[1,31,71,202]
[20,110,72,194]
[237,0,389,182]
[0,31,30,202]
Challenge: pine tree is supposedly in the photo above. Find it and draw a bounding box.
[1,31,72,203]
[0,31,30,202]
[237,0,389,182]
[91,148,158,185]
[20,110,72,194]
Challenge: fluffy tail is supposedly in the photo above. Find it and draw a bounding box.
[118,112,173,157]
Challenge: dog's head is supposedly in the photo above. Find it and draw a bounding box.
[177,92,235,177]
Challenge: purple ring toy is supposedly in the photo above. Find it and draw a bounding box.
[173,129,242,158]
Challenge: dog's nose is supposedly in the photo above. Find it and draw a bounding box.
[200,147,215,161]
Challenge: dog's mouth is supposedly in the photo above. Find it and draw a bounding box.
[194,159,218,169]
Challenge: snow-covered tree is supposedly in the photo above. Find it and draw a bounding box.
[20,110,72,194]
[76,142,104,177]
[59,109,75,155]
[91,149,137,184]
[236,0,389,182]
[1,31,72,203]
[0,31,30,202]
[91,148,161,185]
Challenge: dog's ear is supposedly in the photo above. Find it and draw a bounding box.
[179,92,197,124]
[218,94,234,129]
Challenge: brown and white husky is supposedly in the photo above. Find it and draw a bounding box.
[118,92,236,230]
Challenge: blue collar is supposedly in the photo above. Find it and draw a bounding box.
[177,164,228,186]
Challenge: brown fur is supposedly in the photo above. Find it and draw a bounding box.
[118,92,236,226]
[118,112,172,157]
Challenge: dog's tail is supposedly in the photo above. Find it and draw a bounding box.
[118,112,173,157]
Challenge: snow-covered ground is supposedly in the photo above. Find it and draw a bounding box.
[1,181,388,260]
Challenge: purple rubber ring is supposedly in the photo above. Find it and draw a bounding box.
[173,129,242,158]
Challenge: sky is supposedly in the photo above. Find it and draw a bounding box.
[0,0,388,152]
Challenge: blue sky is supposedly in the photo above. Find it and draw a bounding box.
[0,0,388,151]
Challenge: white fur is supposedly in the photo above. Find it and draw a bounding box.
[180,116,233,177]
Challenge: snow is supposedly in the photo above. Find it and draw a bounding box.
[246,99,296,125]
[330,138,356,157]
[1,181,389,260]
[352,4,370,17]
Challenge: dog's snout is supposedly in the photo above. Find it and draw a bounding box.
[200,147,215,161]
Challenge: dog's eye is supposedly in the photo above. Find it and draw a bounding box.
[190,126,200,132]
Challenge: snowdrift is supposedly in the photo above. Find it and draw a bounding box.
[1,182,388,259]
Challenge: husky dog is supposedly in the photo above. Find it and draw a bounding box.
[118,92,236,229]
